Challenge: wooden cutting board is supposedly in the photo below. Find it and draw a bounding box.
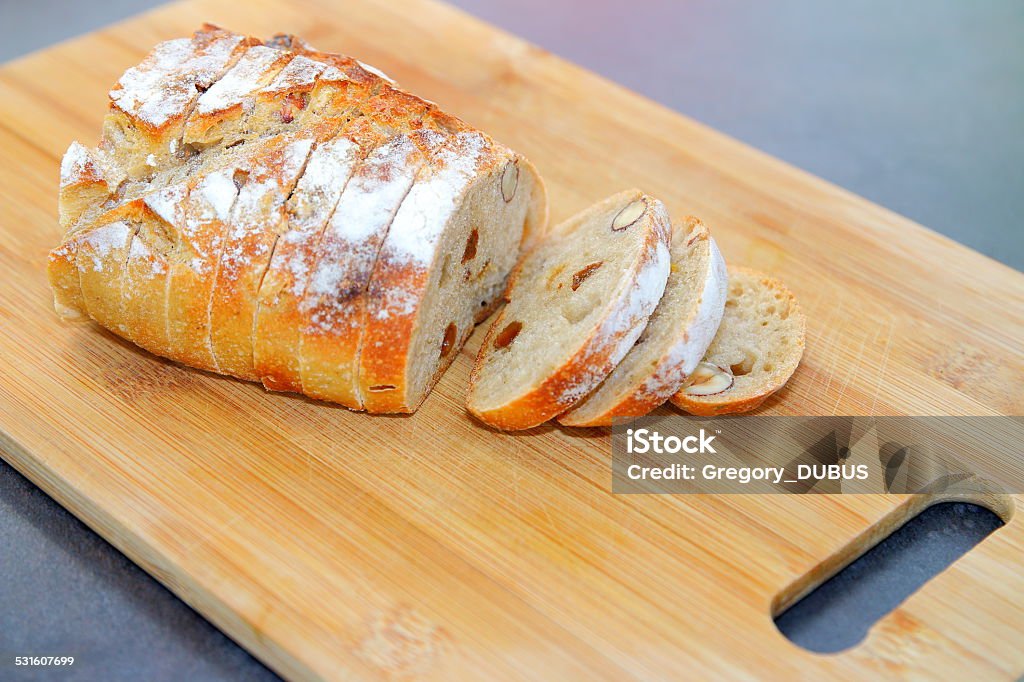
[1,0,1022,678]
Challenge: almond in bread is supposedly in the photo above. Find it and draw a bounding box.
[559,216,727,426]
[467,190,671,430]
[670,267,805,415]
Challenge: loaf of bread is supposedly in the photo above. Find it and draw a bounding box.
[558,216,727,426]
[48,25,546,413]
[467,190,671,430]
[670,267,805,415]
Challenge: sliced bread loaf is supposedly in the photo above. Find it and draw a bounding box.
[49,25,547,413]
[558,216,727,426]
[467,190,671,430]
[670,267,805,415]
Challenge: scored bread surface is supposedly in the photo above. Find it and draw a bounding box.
[47,24,547,413]
[559,216,728,426]
[467,190,672,430]
[670,267,805,415]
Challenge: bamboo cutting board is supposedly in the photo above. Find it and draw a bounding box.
[1,0,1022,678]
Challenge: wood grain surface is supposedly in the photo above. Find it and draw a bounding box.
[0,0,1022,679]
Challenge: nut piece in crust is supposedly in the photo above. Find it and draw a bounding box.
[611,198,647,231]
[682,362,734,396]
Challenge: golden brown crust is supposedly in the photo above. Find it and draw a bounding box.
[208,133,315,381]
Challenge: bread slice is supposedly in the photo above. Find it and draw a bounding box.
[670,267,805,415]
[467,190,671,430]
[558,216,728,426]
[75,203,145,336]
[252,127,364,392]
[358,130,545,413]
[164,166,241,371]
[50,143,114,320]
[295,131,425,406]
[207,132,316,380]
[121,184,190,357]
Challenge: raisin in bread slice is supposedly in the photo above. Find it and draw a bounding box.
[467,190,671,430]
[558,216,727,426]
[357,130,545,413]
[670,267,805,415]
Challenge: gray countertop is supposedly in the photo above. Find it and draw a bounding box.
[1,1,1021,680]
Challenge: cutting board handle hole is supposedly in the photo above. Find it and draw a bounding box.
[772,499,1007,653]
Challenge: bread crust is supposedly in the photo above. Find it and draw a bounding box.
[252,121,370,393]
[467,191,672,430]
[208,133,315,380]
[669,266,806,416]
